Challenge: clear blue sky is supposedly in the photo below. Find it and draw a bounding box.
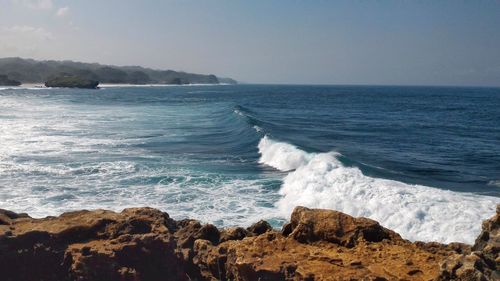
[1,0,499,86]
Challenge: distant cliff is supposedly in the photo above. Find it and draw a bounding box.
[0,57,237,85]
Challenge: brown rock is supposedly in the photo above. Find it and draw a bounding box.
[0,209,29,225]
[66,233,181,281]
[285,206,401,247]
[437,205,499,281]
[219,227,249,243]
[247,220,273,235]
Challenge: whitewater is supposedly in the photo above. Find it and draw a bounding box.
[258,136,498,244]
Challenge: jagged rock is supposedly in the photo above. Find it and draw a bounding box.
[437,205,499,280]
[285,206,400,247]
[1,206,496,281]
[0,209,29,225]
[219,227,249,243]
[247,220,273,235]
[0,208,183,281]
[473,205,499,259]
[173,219,220,248]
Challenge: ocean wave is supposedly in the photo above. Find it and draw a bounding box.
[258,136,499,244]
[233,105,271,135]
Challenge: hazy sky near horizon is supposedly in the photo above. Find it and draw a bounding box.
[1,0,499,86]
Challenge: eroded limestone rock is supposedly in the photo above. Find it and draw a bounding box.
[1,205,496,280]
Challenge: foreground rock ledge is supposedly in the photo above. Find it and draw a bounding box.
[0,206,497,281]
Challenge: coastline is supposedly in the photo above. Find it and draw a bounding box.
[0,205,497,280]
[0,83,233,90]
[16,83,231,88]
[99,83,232,87]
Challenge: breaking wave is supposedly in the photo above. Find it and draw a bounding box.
[258,136,499,244]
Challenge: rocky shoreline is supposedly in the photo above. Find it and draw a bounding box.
[0,206,498,281]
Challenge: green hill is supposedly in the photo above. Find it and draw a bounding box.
[0,57,237,85]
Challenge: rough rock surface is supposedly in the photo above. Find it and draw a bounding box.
[0,206,497,280]
[437,205,499,280]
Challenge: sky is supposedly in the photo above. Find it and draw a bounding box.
[0,0,499,86]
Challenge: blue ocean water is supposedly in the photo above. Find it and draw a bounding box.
[0,84,499,243]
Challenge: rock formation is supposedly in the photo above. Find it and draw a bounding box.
[437,205,499,280]
[0,206,497,280]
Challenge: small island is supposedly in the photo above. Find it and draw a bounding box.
[0,74,21,86]
[45,76,99,89]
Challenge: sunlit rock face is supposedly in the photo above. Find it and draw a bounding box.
[2,205,496,280]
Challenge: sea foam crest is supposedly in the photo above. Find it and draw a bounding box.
[258,136,499,244]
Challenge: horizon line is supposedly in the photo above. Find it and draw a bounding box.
[3,57,499,89]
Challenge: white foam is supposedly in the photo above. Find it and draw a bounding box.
[258,136,499,244]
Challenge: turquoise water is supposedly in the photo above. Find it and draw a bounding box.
[0,84,499,243]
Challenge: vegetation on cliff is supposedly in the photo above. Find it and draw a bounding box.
[0,74,21,86]
[0,57,236,85]
[45,76,99,89]
[1,205,497,280]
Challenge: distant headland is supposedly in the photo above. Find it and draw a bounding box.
[0,57,237,88]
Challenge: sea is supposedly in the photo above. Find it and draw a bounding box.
[0,84,499,244]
